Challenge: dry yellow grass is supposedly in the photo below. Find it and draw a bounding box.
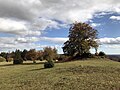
[0,59,120,90]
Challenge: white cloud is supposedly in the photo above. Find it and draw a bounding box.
[15,37,39,43]
[0,18,29,35]
[97,37,120,44]
[0,36,68,52]
[104,45,120,49]
[0,36,120,53]
[38,37,120,45]
[0,37,43,52]
[0,17,67,37]
[0,18,42,36]
[0,0,120,35]
[40,37,68,44]
[1,0,120,23]
[31,18,65,31]
[39,37,120,45]
[91,23,101,27]
[110,16,120,21]
[39,0,120,23]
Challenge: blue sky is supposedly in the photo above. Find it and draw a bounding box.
[0,0,120,54]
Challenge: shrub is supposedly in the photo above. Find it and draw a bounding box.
[13,59,23,64]
[57,54,72,62]
[98,51,107,58]
[81,53,93,58]
[44,60,54,68]
[99,51,106,56]
[57,54,67,61]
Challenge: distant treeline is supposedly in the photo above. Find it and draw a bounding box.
[107,55,120,62]
[0,47,58,62]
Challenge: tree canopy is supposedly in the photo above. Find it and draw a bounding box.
[63,22,98,57]
[43,47,58,60]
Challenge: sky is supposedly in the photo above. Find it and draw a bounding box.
[0,0,120,54]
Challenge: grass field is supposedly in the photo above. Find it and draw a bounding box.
[0,59,120,90]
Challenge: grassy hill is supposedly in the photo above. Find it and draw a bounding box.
[0,59,120,90]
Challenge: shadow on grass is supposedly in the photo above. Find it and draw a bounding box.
[22,62,45,65]
[0,64,15,67]
[0,62,45,67]
[29,68,45,71]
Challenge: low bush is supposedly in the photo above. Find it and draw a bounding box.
[72,53,93,60]
[57,54,72,62]
[13,59,23,64]
[98,52,106,57]
[44,60,54,68]
[81,53,93,58]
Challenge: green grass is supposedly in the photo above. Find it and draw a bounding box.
[0,59,120,90]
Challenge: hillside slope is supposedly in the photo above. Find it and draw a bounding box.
[0,59,120,90]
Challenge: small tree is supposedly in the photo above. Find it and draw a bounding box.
[63,22,98,58]
[13,49,23,64]
[37,50,44,61]
[26,49,37,63]
[43,47,58,60]
[21,49,28,61]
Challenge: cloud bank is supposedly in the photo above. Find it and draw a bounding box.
[110,16,120,21]
[0,0,120,52]
[98,37,120,44]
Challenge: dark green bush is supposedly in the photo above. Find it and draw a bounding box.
[57,54,67,61]
[44,60,54,68]
[98,51,107,58]
[13,49,23,64]
[13,59,23,64]
[81,53,93,58]
[99,51,106,56]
